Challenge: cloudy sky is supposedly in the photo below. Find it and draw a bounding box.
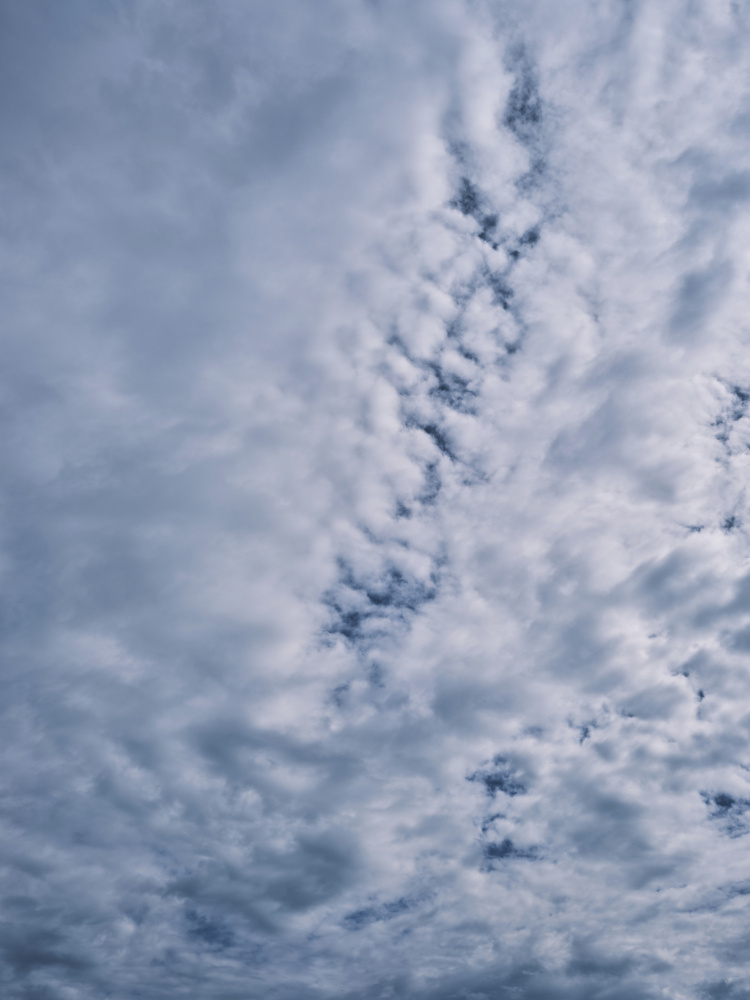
[4,1,750,997]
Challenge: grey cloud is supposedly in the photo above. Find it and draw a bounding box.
[690,172,750,211]
[341,894,414,930]
[702,985,750,1000]
[5,0,750,998]
[468,754,528,797]
[482,837,538,863]
[668,259,734,344]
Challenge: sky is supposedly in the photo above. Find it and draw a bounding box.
[3,1,750,998]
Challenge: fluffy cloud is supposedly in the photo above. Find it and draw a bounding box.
[3,1,750,997]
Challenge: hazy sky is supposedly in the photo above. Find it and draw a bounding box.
[4,2,750,998]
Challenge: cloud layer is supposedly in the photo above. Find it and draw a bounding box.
[3,1,750,997]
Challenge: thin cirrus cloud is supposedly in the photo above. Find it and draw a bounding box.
[2,1,750,998]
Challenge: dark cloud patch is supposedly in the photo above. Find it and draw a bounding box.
[730,385,750,415]
[448,170,542,258]
[508,226,540,260]
[503,49,544,148]
[468,756,527,798]
[478,212,500,247]
[575,722,596,744]
[451,176,483,218]
[712,380,750,454]
[342,895,412,931]
[482,838,537,864]
[701,981,750,1000]
[501,44,547,188]
[485,269,515,310]
[724,881,750,901]
[414,421,458,461]
[185,908,235,950]
[365,569,433,610]
[702,792,750,836]
[427,363,477,414]
[0,926,93,977]
[323,558,439,648]
[449,176,500,247]
[418,460,442,506]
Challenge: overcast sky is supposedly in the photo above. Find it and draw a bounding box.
[4,1,750,998]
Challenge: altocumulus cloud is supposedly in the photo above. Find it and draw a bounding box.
[3,1,750,998]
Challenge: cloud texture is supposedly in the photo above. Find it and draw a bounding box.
[4,1,750,997]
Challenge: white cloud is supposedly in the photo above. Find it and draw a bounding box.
[3,1,750,998]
